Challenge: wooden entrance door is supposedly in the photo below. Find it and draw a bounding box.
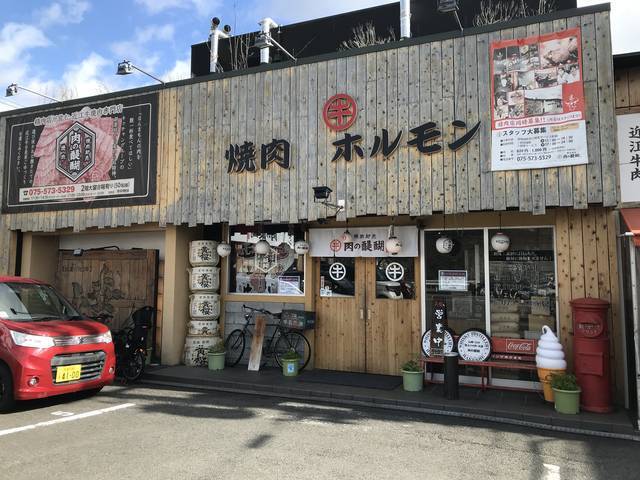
[365,257,421,375]
[314,257,366,372]
[314,257,420,375]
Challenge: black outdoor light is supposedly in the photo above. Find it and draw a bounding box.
[437,0,459,13]
[437,0,463,32]
[313,186,333,201]
[313,185,344,216]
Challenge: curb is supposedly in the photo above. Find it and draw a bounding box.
[140,377,640,442]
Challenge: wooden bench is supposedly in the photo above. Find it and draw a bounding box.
[420,337,539,392]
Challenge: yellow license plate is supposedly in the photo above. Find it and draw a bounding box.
[56,364,82,383]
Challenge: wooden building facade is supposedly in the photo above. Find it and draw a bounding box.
[0,4,630,403]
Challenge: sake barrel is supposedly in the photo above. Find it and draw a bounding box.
[187,320,219,336]
[189,293,220,319]
[190,266,220,292]
[189,240,220,267]
[183,335,219,367]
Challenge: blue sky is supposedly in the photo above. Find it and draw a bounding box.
[0,0,636,112]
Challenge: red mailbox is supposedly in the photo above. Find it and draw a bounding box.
[570,298,612,413]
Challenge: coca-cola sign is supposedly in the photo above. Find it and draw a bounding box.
[505,339,535,353]
[3,93,158,213]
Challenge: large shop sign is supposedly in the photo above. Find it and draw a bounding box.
[309,226,418,257]
[490,28,588,171]
[616,113,640,204]
[2,94,158,212]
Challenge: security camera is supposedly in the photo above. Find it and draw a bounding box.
[212,17,221,27]
[223,24,232,34]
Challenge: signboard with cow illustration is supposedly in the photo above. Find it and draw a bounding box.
[2,93,158,212]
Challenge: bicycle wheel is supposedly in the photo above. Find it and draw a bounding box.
[274,331,311,371]
[224,329,246,367]
[123,350,145,382]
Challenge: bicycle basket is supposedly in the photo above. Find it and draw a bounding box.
[281,310,315,330]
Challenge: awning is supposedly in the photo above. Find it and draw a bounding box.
[620,208,640,247]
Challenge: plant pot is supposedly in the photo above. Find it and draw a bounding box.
[282,358,299,377]
[402,370,424,392]
[208,352,226,371]
[553,387,581,414]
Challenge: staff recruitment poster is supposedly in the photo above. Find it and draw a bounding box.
[490,27,588,171]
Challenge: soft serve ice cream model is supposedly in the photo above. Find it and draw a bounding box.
[535,326,567,402]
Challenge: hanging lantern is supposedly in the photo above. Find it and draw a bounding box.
[216,242,232,258]
[341,229,353,243]
[435,235,454,254]
[294,240,310,255]
[385,236,402,255]
[491,232,510,252]
[255,237,271,255]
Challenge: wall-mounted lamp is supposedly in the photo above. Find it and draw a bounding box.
[5,83,59,102]
[116,60,165,84]
[313,185,344,216]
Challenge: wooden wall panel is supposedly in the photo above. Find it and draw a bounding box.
[0,10,617,234]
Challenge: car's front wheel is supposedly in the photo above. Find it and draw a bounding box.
[0,363,15,413]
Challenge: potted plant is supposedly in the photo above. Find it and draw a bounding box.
[550,373,581,414]
[401,359,424,392]
[281,349,301,377]
[207,341,226,371]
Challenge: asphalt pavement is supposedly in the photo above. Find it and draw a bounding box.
[0,384,638,480]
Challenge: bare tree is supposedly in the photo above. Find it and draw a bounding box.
[228,32,256,71]
[474,0,556,26]
[340,22,397,51]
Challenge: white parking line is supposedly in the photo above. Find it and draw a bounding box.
[543,463,561,480]
[0,403,135,438]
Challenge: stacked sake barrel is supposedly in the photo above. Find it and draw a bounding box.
[183,240,222,367]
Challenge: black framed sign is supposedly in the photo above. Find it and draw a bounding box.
[2,93,158,213]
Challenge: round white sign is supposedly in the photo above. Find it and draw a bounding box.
[329,262,347,281]
[421,329,455,357]
[385,262,405,282]
[457,329,492,362]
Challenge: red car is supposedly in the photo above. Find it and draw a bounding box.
[0,277,115,411]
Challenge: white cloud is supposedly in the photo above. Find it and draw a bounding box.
[111,24,176,73]
[0,23,50,64]
[577,0,640,54]
[162,57,191,82]
[38,0,91,28]
[60,52,112,98]
[135,0,222,16]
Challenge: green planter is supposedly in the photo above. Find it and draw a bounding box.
[282,358,299,377]
[402,370,424,392]
[553,387,581,414]
[208,352,226,371]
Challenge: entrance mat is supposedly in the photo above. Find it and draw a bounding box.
[296,370,402,390]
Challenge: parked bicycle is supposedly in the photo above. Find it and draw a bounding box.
[95,306,154,382]
[224,305,311,370]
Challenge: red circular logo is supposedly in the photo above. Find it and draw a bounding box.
[329,239,342,252]
[323,93,357,131]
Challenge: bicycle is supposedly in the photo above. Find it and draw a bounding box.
[224,305,311,371]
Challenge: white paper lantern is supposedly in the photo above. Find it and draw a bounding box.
[341,229,353,243]
[255,238,271,255]
[385,236,402,255]
[435,235,454,254]
[491,232,510,252]
[216,242,232,258]
[294,240,310,255]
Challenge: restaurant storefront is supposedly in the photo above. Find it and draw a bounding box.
[0,4,630,404]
